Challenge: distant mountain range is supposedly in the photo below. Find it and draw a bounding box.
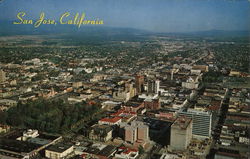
[160,30,250,38]
[0,20,148,35]
[0,20,249,39]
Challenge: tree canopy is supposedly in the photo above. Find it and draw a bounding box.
[2,99,100,133]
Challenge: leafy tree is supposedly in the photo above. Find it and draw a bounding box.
[138,145,145,154]
[0,110,7,124]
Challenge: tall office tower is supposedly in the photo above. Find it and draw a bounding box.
[147,79,155,94]
[147,79,160,94]
[125,121,149,144]
[170,116,192,151]
[135,75,144,94]
[125,82,136,99]
[137,124,149,141]
[125,126,137,143]
[0,70,6,83]
[155,79,160,94]
[179,109,212,138]
[171,70,174,80]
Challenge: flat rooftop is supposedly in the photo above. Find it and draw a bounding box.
[97,145,116,157]
[27,137,51,145]
[172,116,192,129]
[46,144,73,153]
[0,139,40,153]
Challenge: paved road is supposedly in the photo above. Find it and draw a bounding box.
[207,88,231,159]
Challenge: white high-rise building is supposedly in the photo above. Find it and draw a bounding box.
[170,116,192,150]
[179,108,212,138]
[147,79,160,94]
[155,80,160,94]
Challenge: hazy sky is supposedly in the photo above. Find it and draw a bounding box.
[0,0,249,32]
